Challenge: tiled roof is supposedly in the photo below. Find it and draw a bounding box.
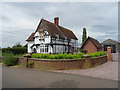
[81,36,102,49]
[101,39,119,45]
[26,18,78,41]
[26,33,35,41]
[58,26,78,40]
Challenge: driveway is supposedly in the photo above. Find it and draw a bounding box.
[50,53,119,81]
[51,61,118,81]
[112,53,120,62]
[2,66,118,88]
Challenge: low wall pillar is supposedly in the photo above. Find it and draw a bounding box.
[107,47,112,61]
[23,54,31,67]
[83,55,91,69]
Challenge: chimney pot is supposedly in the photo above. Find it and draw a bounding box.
[54,17,59,25]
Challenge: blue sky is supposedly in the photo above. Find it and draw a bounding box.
[1,2,118,47]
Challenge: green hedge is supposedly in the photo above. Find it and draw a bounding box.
[2,47,27,55]
[31,51,106,59]
[88,51,106,57]
[32,53,86,59]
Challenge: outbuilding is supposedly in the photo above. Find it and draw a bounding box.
[80,36,103,53]
[101,39,120,53]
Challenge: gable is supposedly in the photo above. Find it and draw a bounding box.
[81,37,102,49]
[26,33,35,41]
[82,39,97,49]
[26,18,78,41]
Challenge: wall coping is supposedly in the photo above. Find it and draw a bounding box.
[28,58,85,62]
[90,55,107,59]
[18,55,107,62]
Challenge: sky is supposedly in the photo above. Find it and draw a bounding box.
[1,2,118,48]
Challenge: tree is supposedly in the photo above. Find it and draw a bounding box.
[23,44,28,48]
[12,42,22,48]
[82,28,87,45]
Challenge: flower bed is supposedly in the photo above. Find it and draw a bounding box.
[31,51,106,59]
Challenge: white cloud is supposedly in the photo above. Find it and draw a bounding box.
[1,2,118,47]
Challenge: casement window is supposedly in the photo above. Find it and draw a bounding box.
[40,45,48,53]
[45,46,48,52]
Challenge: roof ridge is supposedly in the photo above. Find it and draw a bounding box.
[42,19,73,33]
[41,19,54,25]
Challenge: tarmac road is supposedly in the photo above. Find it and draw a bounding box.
[2,66,118,88]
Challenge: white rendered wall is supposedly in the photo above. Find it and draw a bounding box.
[35,36,40,44]
[28,41,34,53]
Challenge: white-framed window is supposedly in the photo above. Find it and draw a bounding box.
[40,45,49,53]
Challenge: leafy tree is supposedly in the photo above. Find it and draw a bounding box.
[12,42,22,48]
[82,28,87,45]
[2,42,27,55]
[23,44,28,48]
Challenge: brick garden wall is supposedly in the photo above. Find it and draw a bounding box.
[18,55,107,70]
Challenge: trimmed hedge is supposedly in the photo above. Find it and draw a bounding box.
[32,53,85,59]
[2,47,27,55]
[87,51,106,57]
[31,51,106,59]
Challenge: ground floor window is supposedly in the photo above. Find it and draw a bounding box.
[40,45,49,53]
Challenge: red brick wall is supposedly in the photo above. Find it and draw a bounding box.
[28,59,86,70]
[18,55,107,70]
[82,39,98,53]
[91,56,107,67]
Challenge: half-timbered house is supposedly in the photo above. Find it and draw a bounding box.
[26,17,78,54]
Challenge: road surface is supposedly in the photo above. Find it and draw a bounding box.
[2,66,118,88]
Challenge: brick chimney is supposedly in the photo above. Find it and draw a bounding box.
[54,17,59,25]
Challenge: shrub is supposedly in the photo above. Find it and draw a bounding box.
[64,54,74,59]
[80,49,88,54]
[32,53,50,59]
[48,55,56,59]
[3,52,18,66]
[31,52,105,59]
[88,51,106,57]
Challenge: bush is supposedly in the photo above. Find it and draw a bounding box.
[32,53,50,59]
[88,51,106,57]
[31,53,85,59]
[80,49,88,54]
[3,52,18,66]
[31,51,105,59]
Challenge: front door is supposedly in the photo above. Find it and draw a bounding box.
[33,48,37,53]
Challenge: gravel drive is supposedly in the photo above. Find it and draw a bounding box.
[112,53,120,62]
[51,61,118,81]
